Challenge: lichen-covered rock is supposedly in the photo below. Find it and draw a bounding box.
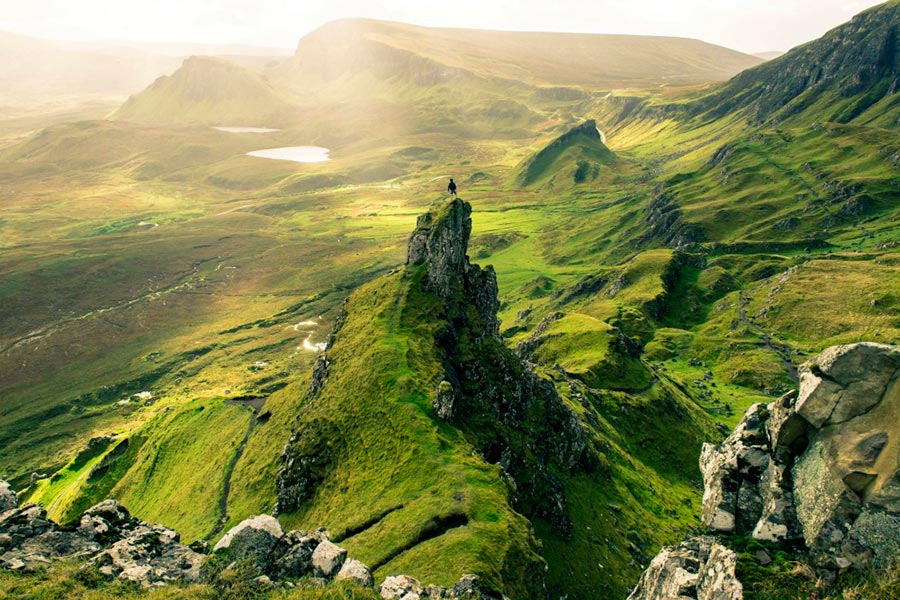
[380,574,425,599]
[335,558,374,587]
[0,499,203,586]
[434,379,455,421]
[213,514,284,570]
[79,500,135,544]
[627,536,742,600]
[0,481,16,513]
[699,343,900,568]
[92,523,204,585]
[791,343,900,566]
[312,539,347,578]
[405,199,473,300]
[700,403,773,535]
[794,343,900,428]
[271,530,321,578]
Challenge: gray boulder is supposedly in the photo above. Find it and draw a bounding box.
[312,539,347,578]
[794,343,900,428]
[627,536,742,600]
[212,514,286,573]
[790,345,900,566]
[92,523,204,585]
[0,481,16,513]
[380,574,425,599]
[271,530,321,578]
[335,558,374,587]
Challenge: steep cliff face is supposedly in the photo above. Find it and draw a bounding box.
[404,199,590,537]
[697,0,900,124]
[272,198,596,597]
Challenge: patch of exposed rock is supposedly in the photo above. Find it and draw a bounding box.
[210,515,370,586]
[632,342,900,599]
[0,482,16,513]
[406,197,499,340]
[0,496,203,586]
[626,536,742,600]
[380,573,508,600]
[701,343,900,568]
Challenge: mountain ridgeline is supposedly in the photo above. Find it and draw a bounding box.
[694,0,900,125]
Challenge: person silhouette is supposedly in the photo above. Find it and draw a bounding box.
[448,178,457,197]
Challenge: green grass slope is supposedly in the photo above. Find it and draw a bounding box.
[516,119,619,188]
[112,56,297,126]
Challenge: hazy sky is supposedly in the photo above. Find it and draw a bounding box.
[0,0,886,54]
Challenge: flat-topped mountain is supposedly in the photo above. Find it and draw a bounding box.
[275,18,762,90]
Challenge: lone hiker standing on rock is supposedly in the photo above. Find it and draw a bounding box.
[448,178,457,198]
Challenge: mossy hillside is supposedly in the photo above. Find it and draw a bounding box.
[516,120,619,188]
[527,314,650,391]
[274,269,544,597]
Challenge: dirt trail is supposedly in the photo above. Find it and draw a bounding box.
[206,396,267,540]
[738,291,799,383]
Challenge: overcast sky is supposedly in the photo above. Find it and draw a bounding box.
[0,0,886,54]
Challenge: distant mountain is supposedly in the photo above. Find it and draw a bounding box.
[111,56,297,126]
[697,0,900,125]
[103,19,763,138]
[0,30,291,104]
[274,18,762,91]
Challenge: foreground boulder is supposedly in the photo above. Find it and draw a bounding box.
[626,536,742,600]
[700,343,900,568]
[379,573,508,600]
[213,514,284,571]
[0,482,16,513]
[0,496,203,586]
[632,343,900,599]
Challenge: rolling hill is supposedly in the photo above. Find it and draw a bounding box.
[111,56,298,126]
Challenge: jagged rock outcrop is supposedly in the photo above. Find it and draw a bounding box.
[0,482,16,513]
[406,198,500,339]
[700,400,801,541]
[626,536,742,600]
[406,198,589,537]
[701,342,900,567]
[0,494,203,586]
[632,342,900,598]
[380,573,507,600]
